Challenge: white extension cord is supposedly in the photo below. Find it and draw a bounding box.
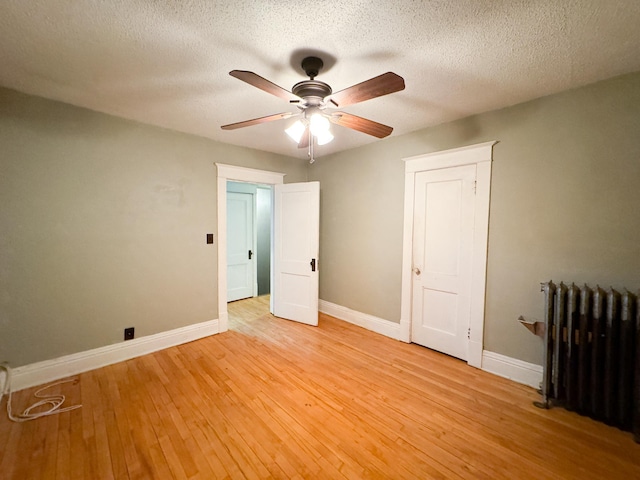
[0,363,82,422]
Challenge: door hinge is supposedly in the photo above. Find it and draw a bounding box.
[467,327,471,340]
[248,250,253,260]
[473,180,477,194]
[310,258,316,272]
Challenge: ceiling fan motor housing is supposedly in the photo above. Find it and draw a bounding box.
[291,56,332,107]
[292,80,332,106]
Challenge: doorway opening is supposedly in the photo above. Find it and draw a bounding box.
[217,164,320,332]
[216,164,285,332]
[226,181,273,302]
[227,295,272,331]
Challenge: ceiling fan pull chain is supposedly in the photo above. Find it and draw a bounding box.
[309,130,315,164]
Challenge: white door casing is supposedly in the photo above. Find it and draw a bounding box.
[272,181,320,326]
[400,141,496,368]
[411,165,476,360]
[227,191,255,302]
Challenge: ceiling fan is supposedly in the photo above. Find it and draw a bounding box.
[221,56,405,162]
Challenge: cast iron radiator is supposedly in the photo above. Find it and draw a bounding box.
[537,281,640,442]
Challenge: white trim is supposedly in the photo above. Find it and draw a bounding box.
[319,300,401,340]
[216,164,286,185]
[400,142,497,368]
[216,163,285,332]
[481,350,543,389]
[403,141,497,172]
[11,319,219,392]
[468,159,492,366]
[399,169,415,344]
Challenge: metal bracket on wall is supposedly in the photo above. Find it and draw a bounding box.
[518,315,545,337]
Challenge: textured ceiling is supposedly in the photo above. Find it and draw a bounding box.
[1,1,640,160]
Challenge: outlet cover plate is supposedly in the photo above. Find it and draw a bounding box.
[124,327,135,341]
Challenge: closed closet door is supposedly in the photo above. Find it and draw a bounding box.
[411,165,476,360]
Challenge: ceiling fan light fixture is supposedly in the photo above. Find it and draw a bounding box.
[285,120,305,143]
[309,113,330,135]
[315,129,334,145]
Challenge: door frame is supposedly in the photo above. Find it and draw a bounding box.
[399,141,496,368]
[216,163,285,332]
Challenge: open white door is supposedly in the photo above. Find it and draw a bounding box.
[273,181,320,326]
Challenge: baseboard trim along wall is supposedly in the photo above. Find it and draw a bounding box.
[11,319,219,392]
[319,300,401,340]
[481,350,543,389]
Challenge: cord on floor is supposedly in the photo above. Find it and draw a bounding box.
[0,362,82,422]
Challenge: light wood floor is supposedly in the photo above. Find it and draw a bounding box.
[1,296,639,479]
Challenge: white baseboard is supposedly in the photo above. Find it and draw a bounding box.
[10,319,219,392]
[481,350,543,389]
[319,300,401,340]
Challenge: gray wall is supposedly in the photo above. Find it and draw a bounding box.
[309,72,640,365]
[0,87,307,367]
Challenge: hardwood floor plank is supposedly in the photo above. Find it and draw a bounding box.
[105,366,148,480]
[55,411,72,480]
[1,295,639,479]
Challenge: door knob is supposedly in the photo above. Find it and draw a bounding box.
[412,267,421,275]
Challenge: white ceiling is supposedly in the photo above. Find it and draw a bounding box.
[1,1,639,159]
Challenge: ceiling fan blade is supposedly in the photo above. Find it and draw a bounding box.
[229,70,301,102]
[329,112,393,138]
[327,72,405,108]
[221,112,294,130]
[298,127,310,149]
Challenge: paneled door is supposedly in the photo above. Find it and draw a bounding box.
[411,165,476,360]
[227,191,254,302]
[272,181,320,326]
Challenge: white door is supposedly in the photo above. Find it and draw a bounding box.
[272,181,320,326]
[411,165,476,360]
[227,191,255,302]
